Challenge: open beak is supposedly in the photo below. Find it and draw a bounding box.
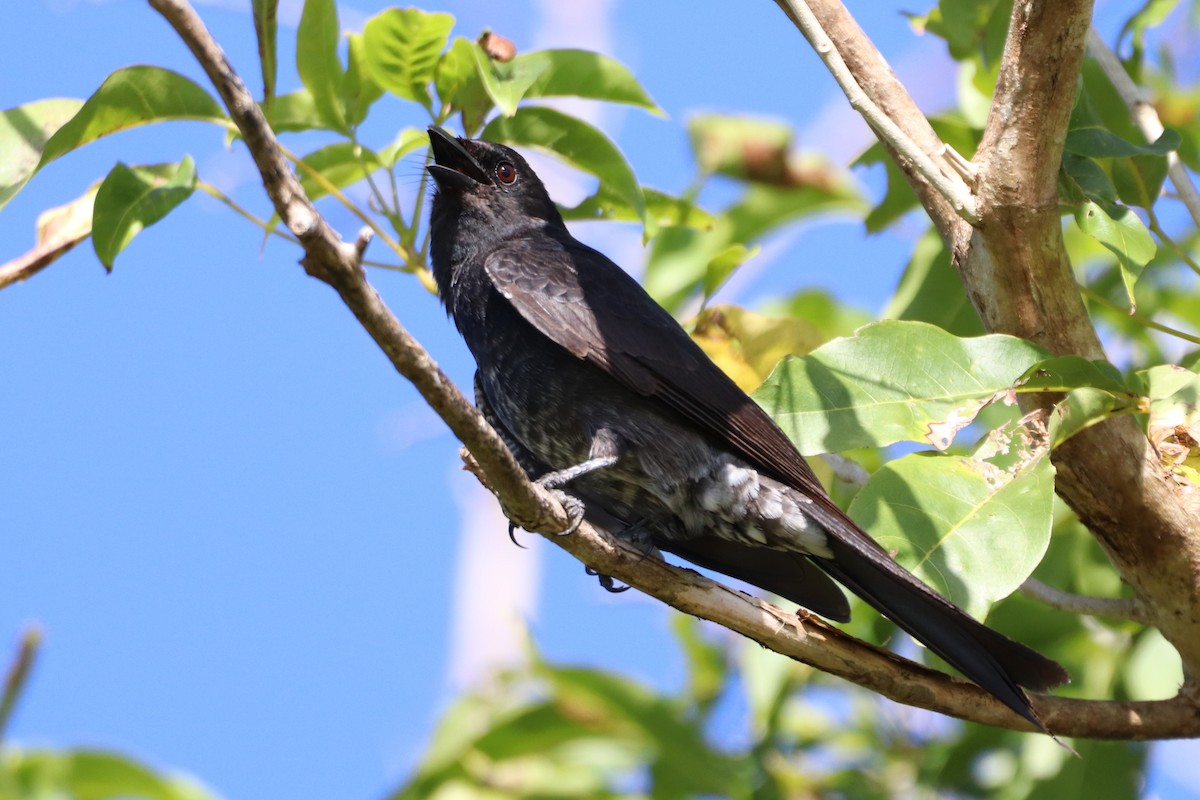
[427,126,490,190]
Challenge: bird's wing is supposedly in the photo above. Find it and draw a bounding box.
[482,238,882,552]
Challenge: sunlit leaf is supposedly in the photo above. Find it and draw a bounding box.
[691,304,824,392]
[378,127,427,167]
[0,98,84,210]
[754,320,1046,454]
[848,452,1055,619]
[362,7,454,109]
[523,49,659,112]
[562,185,715,228]
[471,47,550,117]
[263,89,328,133]
[703,243,759,303]
[434,37,493,134]
[252,0,279,110]
[92,157,196,269]
[1074,200,1155,308]
[342,32,384,128]
[39,67,226,168]
[483,106,647,229]
[4,749,219,800]
[1017,356,1137,395]
[296,0,346,131]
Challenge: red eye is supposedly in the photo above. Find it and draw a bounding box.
[495,161,517,184]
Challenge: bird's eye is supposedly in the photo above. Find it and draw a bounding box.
[495,161,517,185]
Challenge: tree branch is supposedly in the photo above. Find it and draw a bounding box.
[971,0,1200,685]
[1021,578,1149,624]
[146,0,562,537]
[786,0,1200,688]
[1086,28,1200,228]
[773,0,978,223]
[148,0,1200,737]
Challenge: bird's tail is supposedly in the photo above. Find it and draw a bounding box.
[815,530,1070,731]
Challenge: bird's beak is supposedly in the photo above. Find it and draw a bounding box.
[427,126,490,190]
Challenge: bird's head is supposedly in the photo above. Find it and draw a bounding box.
[427,126,565,255]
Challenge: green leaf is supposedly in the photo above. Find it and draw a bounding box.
[92,157,197,269]
[263,89,327,133]
[1073,200,1156,309]
[252,0,279,111]
[689,114,793,179]
[523,49,660,112]
[1111,153,1168,208]
[848,452,1055,619]
[1017,356,1135,395]
[1118,0,1181,48]
[882,228,985,336]
[6,749,218,800]
[296,0,346,131]
[0,98,85,210]
[378,127,427,167]
[362,7,454,109]
[1060,153,1117,205]
[703,243,759,302]
[562,185,716,228]
[263,143,382,235]
[294,142,381,201]
[1047,387,1135,447]
[1123,628,1184,700]
[434,37,493,135]
[341,32,384,128]
[483,106,647,229]
[39,67,227,168]
[1064,126,1181,158]
[753,320,1047,454]
[536,666,743,795]
[471,47,551,117]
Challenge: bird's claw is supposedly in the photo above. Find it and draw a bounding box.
[505,485,584,545]
[546,488,585,536]
[507,520,527,549]
[585,566,631,593]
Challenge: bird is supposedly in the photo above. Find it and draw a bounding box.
[424,125,1069,731]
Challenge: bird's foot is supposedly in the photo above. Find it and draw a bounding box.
[585,566,631,593]
[545,487,585,536]
[506,475,588,546]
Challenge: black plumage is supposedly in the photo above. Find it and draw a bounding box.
[425,126,1068,729]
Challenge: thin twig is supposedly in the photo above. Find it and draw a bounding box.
[196,181,297,244]
[0,626,42,743]
[1147,213,1200,278]
[774,0,979,223]
[280,143,413,264]
[1021,578,1149,624]
[1087,28,1200,229]
[1080,284,1200,346]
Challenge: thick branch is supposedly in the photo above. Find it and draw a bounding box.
[789,0,1200,686]
[150,0,1200,737]
[972,1,1200,682]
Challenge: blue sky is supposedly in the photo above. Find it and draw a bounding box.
[2,1,1198,798]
